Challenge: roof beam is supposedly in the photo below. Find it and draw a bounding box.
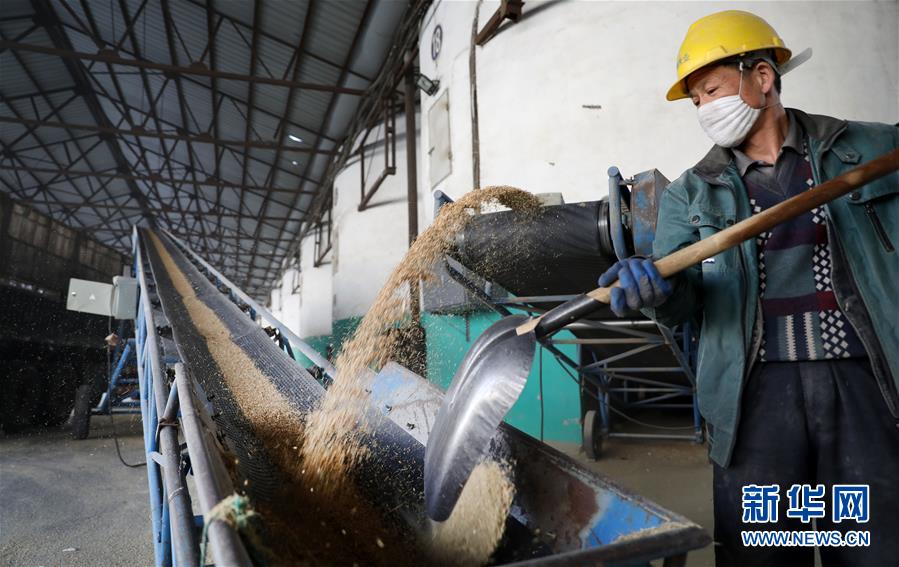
[160,0,217,265]
[0,45,125,230]
[31,0,157,227]
[111,126,323,188]
[207,0,226,268]
[22,199,303,222]
[258,0,380,285]
[236,0,263,285]
[0,163,317,195]
[242,0,320,288]
[0,116,337,154]
[0,40,368,95]
[183,0,375,85]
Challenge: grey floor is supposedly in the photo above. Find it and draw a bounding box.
[1,414,154,567]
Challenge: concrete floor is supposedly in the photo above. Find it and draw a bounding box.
[1,411,714,567]
[1,414,154,567]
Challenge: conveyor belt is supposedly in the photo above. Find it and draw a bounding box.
[144,229,434,564]
[142,228,709,565]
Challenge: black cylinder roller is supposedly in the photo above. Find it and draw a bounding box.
[453,200,623,298]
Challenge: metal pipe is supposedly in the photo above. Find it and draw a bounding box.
[134,229,199,567]
[433,189,454,216]
[174,363,253,567]
[161,384,179,424]
[162,230,336,378]
[569,319,658,328]
[602,367,685,373]
[550,338,654,345]
[609,432,698,440]
[133,244,169,566]
[607,166,631,262]
[158,424,198,567]
[97,341,133,413]
[404,51,421,320]
[403,52,419,247]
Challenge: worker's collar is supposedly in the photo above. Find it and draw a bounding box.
[691,108,848,183]
[731,111,804,176]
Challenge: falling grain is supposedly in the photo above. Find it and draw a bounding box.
[300,186,540,559]
[427,461,516,566]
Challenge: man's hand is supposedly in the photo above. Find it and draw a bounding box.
[597,258,673,317]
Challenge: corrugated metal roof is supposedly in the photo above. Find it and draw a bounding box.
[0,0,415,298]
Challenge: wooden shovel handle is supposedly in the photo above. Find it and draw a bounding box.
[519,148,899,336]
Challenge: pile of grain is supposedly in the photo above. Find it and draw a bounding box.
[148,231,303,466]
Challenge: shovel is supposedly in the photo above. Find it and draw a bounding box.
[424,149,899,522]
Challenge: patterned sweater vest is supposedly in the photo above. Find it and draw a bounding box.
[745,150,866,362]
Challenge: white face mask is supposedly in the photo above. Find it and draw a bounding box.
[697,67,765,148]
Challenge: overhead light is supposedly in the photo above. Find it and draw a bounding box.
[291,160,298,166]
[288,134,303,143]
[415,72,440,96]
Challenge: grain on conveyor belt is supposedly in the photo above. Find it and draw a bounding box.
[147,232,421,566]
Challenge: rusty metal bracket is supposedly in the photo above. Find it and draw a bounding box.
[313,207,332,267]
[358,100,398,211]
[475,0,524,46]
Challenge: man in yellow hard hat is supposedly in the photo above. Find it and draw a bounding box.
[599,10,899,567]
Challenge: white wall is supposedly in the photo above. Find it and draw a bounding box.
[268,268,299,335]
[267,107,420,330]
[268,233,334,337]
[298,235,333,337]
[419,0,898,207]
[330,107,421,321]
[272,0,898,331]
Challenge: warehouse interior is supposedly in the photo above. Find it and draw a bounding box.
[1,1,897,566]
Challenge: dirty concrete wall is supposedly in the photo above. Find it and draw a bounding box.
[418,0,898,206]
[269,228,333,338]
[329,107,421,322]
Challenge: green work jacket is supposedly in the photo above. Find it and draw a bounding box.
[645,109,899,466]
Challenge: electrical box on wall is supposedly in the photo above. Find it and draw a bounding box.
[66,278,114,317]
[111,276,138,319]
[66,276,138,319]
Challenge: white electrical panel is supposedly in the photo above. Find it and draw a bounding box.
[111,276,138,320]
[66,276,138,319]
[67,278,114,317]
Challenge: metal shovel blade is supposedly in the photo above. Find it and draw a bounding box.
[424,314,536,521]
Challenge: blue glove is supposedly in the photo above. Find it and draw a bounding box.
[597,257,673,317]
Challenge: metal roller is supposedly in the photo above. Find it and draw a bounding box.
[453,200,621,298]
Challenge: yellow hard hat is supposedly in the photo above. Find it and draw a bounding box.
[667,10,792,101]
